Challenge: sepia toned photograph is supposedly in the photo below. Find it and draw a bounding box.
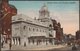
[0,0,79,51]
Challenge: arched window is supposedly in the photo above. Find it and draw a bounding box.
[29,27,31,31]
[33,28,34,31]
[49,34,53,37]
[40,29,41,32]
[49,24,52,27]
[43,30,44,32]
[23,26,26,30]
[37,29,38,31]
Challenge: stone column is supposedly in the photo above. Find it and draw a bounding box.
[46,39,48,45]
[34,39,37,45]
[52,39,54,45]
[42,39,45,45]
[11,37,14,45]
[31,40,33,45]
[28,39,30,44]
[16,37,17,45]
[15,38,16,45]
[37,40,38,45]
[18,37,21,45]
[26,38,28,45]
[17,37,20,45]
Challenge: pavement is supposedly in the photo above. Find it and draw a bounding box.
[48,46,80,51]
[1,43,9,50]
[1,44,80,51]
[12,45,66,50]
[1,44,67,51]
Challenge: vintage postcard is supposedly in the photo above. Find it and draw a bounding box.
[0,0,79,51]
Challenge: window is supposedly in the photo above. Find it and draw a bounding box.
[33,28,34,31]
[49,24,52,27]
[23,26,26,30]
[37,29,38,31]
[43,30,44,32]
[29,28,31,31]
[44,30,46,32]
[15,28,19,30]
[18,18,23,20]
[39,29,41,32]
[49,34,53,37]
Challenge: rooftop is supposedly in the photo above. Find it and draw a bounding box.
[12,14,49,27]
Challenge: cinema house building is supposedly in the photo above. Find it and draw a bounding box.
[12,4,63,46]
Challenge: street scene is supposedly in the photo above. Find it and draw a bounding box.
[0,0,80,51]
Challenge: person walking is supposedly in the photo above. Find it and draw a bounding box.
[1,41,4,48]
[24,42,26,47]
[72,44,77,51]
[9,42,12,50]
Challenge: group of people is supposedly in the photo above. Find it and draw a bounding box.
[66,42,79,51]
[72,44,77,51]
[1,40,12,50]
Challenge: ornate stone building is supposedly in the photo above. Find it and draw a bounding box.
[12,4,56,46]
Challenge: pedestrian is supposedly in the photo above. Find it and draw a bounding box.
[9,43,12,50]
[72,44,77,51]
[1,41,4,48]
[24,42,26,47]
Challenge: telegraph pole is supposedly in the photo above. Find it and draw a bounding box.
[76,1,80,44]
[0,0,3,50]
[79,4,80,31]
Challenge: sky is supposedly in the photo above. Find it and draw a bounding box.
[9,1,79,35]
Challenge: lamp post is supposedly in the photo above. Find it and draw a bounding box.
[0,10,3,51]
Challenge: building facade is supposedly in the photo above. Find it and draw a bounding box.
[12,4,56,46]
[51,19,63,42]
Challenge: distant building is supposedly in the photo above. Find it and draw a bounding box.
[76,30,80,40]
[51,19,63,42]
[63,34,75,46]
[12,4,56,46]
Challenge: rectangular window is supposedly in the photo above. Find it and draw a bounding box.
[15,28,19,30]
[29,28,31,31]
[33,28,34,31]
[37,29,38,31]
